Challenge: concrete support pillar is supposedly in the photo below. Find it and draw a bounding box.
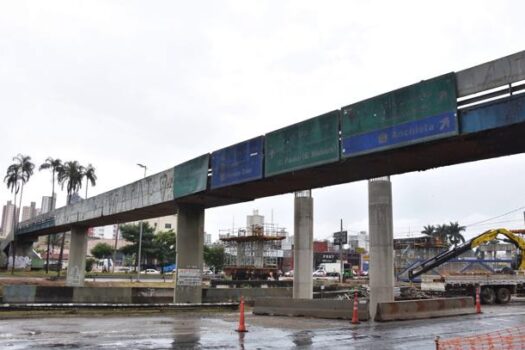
[66,226,88,287]
[293,190,314,299]
[174,204,204,304]
[368,177,394,320]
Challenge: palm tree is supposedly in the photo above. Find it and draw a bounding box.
[434,224,448,246]
[82,163,97,199]
[4,168,20,274]
[446,221,466,246]
[421,225,435,237]
[58,161,84,204]
[39,157,62,207]
[4,154,34,273]
[56,160,84,276]
[12,154,35,218]
[39,157,63,274]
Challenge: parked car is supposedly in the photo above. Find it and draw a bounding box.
[313,269,327,277]
[116,266,132,273]
[141,268,160,274]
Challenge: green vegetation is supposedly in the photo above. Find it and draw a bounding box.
[86,257,96,272]
[153,229,177,271]
[90,242,114,259]
[118,223,177,271]
[119,222,156,266]
[204,244,225,272]
[83,163,97,198]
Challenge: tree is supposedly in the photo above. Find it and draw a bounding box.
[204,245,225,272]
[39,157,63,273]
[58,161,84,203]
[119,222,156,269]
[85,257,96,272]
[421,225,436,237]
[446,221,466,246]
[421,222,466,247]
[90,242,114,259]
[153,229,176,273]
[82,163,97,199]
[56,160,85,276]
[4,154,34,273]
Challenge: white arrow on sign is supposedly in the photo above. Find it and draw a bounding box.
[439,117,451,130]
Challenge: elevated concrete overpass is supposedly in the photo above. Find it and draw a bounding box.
[16,50,525,239]
[10,50,525,311]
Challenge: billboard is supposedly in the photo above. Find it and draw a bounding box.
[341,73,458,157]
[211,136,264,189]
[265,110,340,177]
[173,154,209,199]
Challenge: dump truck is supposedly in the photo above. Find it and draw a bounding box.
[407,228,525,304]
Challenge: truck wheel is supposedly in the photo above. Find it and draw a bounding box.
[496,287,511,304]
[481,287,496,304]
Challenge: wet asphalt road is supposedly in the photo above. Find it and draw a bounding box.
[1,303,525,349]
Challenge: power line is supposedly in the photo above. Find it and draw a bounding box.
[465,206,525,227]
[467,219,524,227]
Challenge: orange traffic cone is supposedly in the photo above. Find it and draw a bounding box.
[236,296,248,332]
[475,285,481,314]
[351,291,360,324]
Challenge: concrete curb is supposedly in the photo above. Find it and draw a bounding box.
[0,302,238,311]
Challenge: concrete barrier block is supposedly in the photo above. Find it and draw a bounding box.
[375,297,475,322]
[73,287,132,303]
[35,286,74,303]
[131,288,172,303]
[202,288,292,303]
[253,298,369,321]
[3,285,37,303]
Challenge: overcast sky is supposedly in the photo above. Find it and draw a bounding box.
[1,1,524,241]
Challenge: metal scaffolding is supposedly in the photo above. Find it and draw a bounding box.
[219,223,287,279]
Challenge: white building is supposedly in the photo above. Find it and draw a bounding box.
[145,215,177,233]
[1,201,18,239]
[347,231,369,252]
[41,195,56,213]
[21,202,38,222]
[92,225,117,239]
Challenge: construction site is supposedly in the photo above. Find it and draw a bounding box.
[219,210,287,280]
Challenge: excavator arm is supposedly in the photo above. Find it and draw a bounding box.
[407,228,525,280]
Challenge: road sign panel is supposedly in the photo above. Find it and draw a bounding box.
[265,110,340,177]
[461,94,525,134]
[341,73,458,157]
[211,136,264,189]
[173,154,209,198]
[333,230,348,245]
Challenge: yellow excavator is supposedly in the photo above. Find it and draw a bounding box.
[407,228,525,304]
[408,228,525,280]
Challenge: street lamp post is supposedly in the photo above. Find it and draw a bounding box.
[136,163,147,281]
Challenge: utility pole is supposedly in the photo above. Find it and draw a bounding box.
[340,218,344,283]
[136,163,147,281]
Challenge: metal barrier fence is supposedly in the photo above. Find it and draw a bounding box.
[436,324,525,349]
